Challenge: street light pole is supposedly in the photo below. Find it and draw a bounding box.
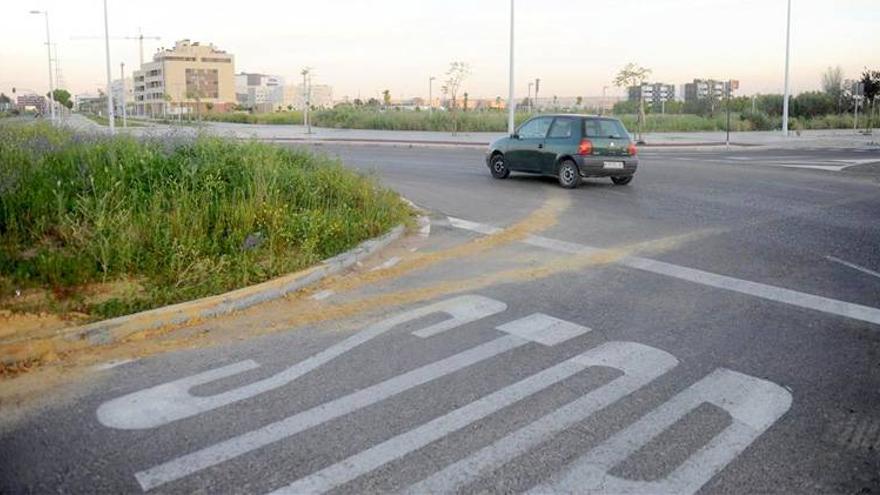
[527,82,533,113]
[429,76,435,112]
[506,0,516,135]
[781,0,791,137]
[102,0,115,133]
[30,10,55,121]
[120,62,127,128]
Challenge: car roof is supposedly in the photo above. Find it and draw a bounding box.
[531,113,618,120]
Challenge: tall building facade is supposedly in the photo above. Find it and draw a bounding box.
[627,83,676,105]
[235,73,284,112]
[684,79,727,102]
[282,84,333,110]
[133,39,235,117]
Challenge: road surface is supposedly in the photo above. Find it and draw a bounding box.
[2,145,879,494]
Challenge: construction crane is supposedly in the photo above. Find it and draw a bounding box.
[70,28,160,67]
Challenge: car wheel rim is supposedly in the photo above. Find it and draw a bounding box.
[493,159,504,173]
[562,166,574,184]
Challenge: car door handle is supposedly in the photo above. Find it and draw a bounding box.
[538,143,544,149]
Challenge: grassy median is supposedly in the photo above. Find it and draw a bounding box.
[0,122,411,320]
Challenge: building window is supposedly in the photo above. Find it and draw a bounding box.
[185,68,219,98]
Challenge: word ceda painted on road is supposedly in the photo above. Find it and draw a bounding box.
[98,295,792,494]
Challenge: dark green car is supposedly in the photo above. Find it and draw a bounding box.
[485,114,638,188]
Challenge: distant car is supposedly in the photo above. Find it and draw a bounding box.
[486,114,638,189]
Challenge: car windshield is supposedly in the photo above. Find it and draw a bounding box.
[584,119,629,139]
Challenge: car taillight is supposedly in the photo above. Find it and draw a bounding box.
[577,139,593,155]
[627,143,637,156]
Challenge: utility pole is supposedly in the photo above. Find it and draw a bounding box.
[781,0,792,136]
[602,86,608,116]
[301,68,312,134]
[120,62,127,128]
[429,76,435,111]
[30,10,55,122]
[527,82,533,113]
[725,81,732,148]
[534,78,541,112]
[102,0,115,133]
[506,0,516,135]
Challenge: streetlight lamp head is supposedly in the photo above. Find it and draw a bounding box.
[29,10,42,14]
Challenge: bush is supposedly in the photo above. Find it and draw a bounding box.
[0,123,410,318]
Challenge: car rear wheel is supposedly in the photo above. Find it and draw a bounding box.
[558,160,580,189]
[611,176,633,186]
[490,154,510,179]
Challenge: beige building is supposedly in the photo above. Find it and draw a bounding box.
[133,39,235,117]
[282,84,333,110]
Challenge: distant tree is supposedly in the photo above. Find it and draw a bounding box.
[552,95,558,108]
[205,102,214,112]
[614,63,651,142]
[495,96,502,108]
[860,68,880,131]
[791,91,835,119]
[287,104,293,111]
[353,98,363,107]
[441,61,471,111]
[382,89,391,107]
[576,96,583,107]
[366,97,380,107]
[463,92,469,112]
[821,66,845,113]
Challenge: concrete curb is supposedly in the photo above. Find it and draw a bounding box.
[70,224,405,346]
[0,224,406,366]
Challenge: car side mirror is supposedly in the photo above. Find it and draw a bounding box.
[511,133,520,139]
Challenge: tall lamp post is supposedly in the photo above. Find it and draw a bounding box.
[102,0,115,133]
[29,10,55,122]
[506,0,516,135]
[428,76,435,111]
[782,0,792,136]
[119,62,127,128]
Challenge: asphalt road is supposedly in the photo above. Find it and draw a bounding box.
[3,145,880,494]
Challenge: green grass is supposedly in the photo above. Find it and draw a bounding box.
[202,111,305,125]
[83,114,147,128]
[0,122,411,319]
[203,107,868,133]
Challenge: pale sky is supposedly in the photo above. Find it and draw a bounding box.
[1,0,878,100]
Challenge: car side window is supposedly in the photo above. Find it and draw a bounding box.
[518,117,553,139]
[547,118,573,139]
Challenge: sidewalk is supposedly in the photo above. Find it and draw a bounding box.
[66,115,879,150]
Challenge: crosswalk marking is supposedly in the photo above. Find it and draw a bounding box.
[133,310,588,491]
[404,342,678,495]
[531,369,792,495]
[267,341,653,495]
[97,295,507,430]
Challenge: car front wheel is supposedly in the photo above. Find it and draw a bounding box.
[558,160,580,189]
[490,154,510,179]
[611,176,633,186]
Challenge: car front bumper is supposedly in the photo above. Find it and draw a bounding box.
[574,156,639,177]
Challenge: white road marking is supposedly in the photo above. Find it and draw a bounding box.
[370,256,402,271]
[270,341,649,495]
[134,311,585,490]
[309,290,335,301]
[531,368,792,495]
[448,217,880,327]
[97,295,507,430]
[406,342,678,495]
[93,359,138,371]
[495,313,591,346]
[418,215,431,238]
[826,255,880,280]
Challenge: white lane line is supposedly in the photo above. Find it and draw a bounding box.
[448,217,880,327]
[370,256,402,272]
[309,290,335,301]
[826,255,880,280]
[271,336,635,495]
[531,369,791,495]
[405,342,678,495]
[134,313,587,491]
[93,359,138,371]
[97,295,507,430]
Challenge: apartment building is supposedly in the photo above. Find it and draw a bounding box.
[282,84,333,110]
[111,77,134,116]
[133,39,235,117]
[684,79,728,102]
[627,83,676,104]
[235,73,284,112]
